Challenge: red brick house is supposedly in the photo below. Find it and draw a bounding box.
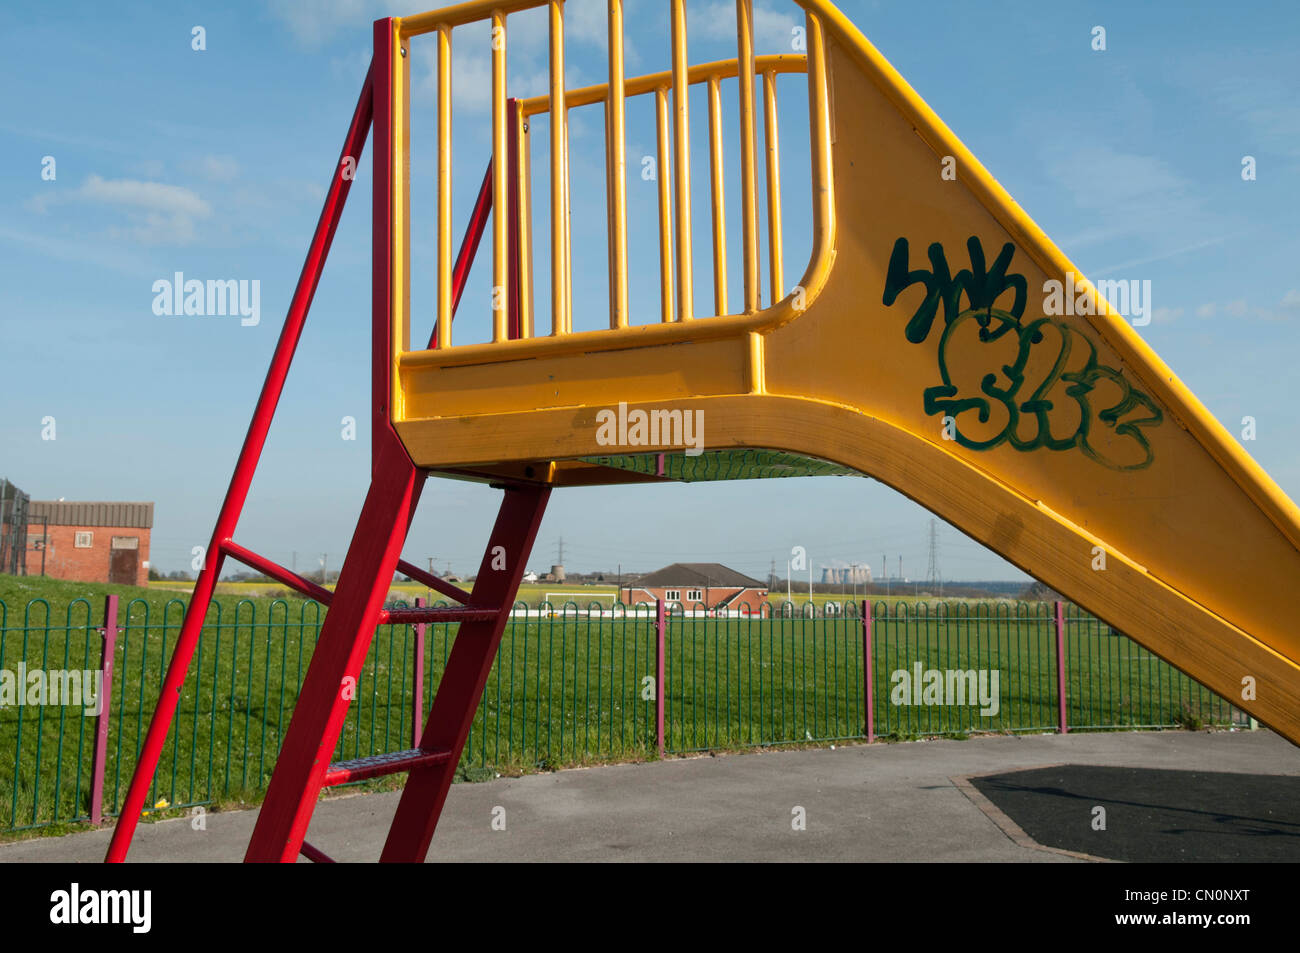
[620,562,768,612]
[25,501,154,587]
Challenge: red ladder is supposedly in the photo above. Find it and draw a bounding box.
[105,22,538,862]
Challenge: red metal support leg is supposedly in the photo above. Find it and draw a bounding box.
[379,482,550,862]
[105,66,375,863]
[244,437,424,862]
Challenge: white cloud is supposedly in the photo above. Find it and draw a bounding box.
[193,155,240,182]
[79,175,210,216]
[1089,234,1235,278]
[31,174,211,245]
[330,46,372,84]
[1194,300,1246,320]
[1049,145,1192,214]
[265,0,388,47]
[411,18,550,114]
[688,1,797,52]
[1196,56,1300,161]
[1184,298,1274,322]
[567,0,610,46]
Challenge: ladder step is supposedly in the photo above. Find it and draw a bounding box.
[378,606,502,624]
[322,748,453,786]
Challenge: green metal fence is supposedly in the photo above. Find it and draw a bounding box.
[662,600,1247,750]
[0,594,1249,834]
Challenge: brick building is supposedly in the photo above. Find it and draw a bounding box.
[620,562,768,611]
[25,501,154,587]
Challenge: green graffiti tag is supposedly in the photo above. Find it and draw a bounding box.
[882,237,1163,471]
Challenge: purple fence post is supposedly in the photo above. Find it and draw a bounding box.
[862,599,874,742]
[655,599,665,758]
[1055,600,1068,734]
[413,597,426,748]
[90,594,119,825]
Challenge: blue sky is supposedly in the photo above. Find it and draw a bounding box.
[1,0,1297,584]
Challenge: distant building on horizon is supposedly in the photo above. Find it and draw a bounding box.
[25,500,154,587]
[620,562,768,610]
[820,565,872,585]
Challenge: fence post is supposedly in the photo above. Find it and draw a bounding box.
[91,594,119,825]
[1055,600,1068,734]
[413,597,426,748]
[655,599,665,758]
[861,599,874,742]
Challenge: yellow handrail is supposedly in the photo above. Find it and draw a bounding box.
[435,23,452,348]
[516,54,807,117]
[762,68,783,304]
[548,0,569,337]
[655,87,674,326]
[491,8,508,342]
[605,0,628,330]
[706,76,728,317]
[670,0,693,322]
[391,1,831,360]
[736,0,760,313]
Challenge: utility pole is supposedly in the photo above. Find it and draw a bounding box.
[926,518,942,596]
[321,553,328,586]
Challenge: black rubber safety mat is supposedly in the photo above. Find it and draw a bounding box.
[970,764,1300,862]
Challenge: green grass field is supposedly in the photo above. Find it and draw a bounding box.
[0,573,1246,836]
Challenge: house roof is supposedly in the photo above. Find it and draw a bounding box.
[633,562,766,589]
[29,501,154,529]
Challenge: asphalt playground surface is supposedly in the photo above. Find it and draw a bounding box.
[2,728,1297,862]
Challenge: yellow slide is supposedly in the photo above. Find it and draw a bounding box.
[386,3,1300,743]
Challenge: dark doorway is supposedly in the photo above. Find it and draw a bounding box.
[109,547,138,585]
